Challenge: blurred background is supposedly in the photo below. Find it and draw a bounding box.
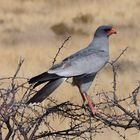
[0,0,140,139]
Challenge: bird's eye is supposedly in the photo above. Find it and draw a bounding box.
[104,28,111,32]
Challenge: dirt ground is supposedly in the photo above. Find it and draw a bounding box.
[0,0,140,139]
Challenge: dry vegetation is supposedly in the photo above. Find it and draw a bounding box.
[0,0,140,139]
[0,47,140,140]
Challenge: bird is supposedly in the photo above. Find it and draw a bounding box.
[27,25,117,115]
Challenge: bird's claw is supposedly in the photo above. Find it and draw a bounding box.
[82,102,98,116]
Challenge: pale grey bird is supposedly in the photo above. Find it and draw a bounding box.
[27,25,117,115]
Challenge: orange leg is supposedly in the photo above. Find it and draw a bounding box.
[83,92,96,115]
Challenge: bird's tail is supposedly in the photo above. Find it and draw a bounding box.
[27,78,65,104]
[28,72,61,84]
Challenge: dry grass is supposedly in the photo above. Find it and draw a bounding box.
[0,0,140,139]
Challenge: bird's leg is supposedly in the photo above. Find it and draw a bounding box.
[80,91,86,103]
[83,92,96,115]
[80,92,89,110]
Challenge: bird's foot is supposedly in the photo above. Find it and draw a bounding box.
[82,100,89,109]
[86,105,100,117]
[82,101,95,112]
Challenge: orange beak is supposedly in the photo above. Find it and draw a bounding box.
[107,27,117,36]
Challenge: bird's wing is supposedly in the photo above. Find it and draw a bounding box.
[48,48,108,77]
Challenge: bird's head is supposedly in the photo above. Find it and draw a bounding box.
[94,25,117,38]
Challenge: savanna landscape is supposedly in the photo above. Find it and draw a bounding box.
[0,0,140,139]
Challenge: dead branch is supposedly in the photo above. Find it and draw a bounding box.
[4,117,13,140]
[0,44,139,140]
[52,36,71,66]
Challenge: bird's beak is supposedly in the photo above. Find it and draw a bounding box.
[107,27,117,36]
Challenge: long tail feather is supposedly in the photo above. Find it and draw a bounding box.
[27,78,65,104]
[33,80,47,89]
[28,72,61,84]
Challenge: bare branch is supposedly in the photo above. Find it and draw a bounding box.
[112,47,128,64]
[0,44,139,140]
[4,117,13,140]
[52,36,71,65]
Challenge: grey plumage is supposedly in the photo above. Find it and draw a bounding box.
[48,30,109,77]
[27,25,116,105]
[72,73,96,93]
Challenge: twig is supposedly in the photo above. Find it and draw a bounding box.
[112,47,128,64]
[4,117,13,140]
[109,47,128,102]
[132,84,140,117]
[52,36,71,65]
